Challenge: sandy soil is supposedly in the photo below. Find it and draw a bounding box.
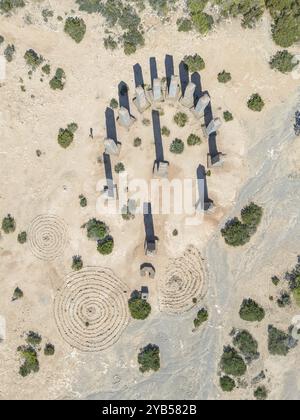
[0,1,300,400]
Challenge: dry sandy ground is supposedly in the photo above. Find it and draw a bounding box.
[0,1,300,400]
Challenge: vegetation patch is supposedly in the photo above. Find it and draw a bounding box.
[270,50,299,74]
[239,298,265,322]
[218,70,232,83]
[12,287,23,301]
[223,111,233,122]
[2,214,16,233]
[57,123,78,149]
[187,133,202,146]
[50,68,66,91]
[64,17,87,43]
[97,236,114,255]
[44,343,55,356]
[254,386,268,400]
[233,329,259,361]
[268,325,296,356]
[183,54,205,72]
[17,231,27,244]
[84,218,108,241]
[128,293,151,320]
[24,49,43,69]
[4,44,15,62]
[174,112,188,127]
[220,375,236,392]
[170,138,184,154]
[247,93,265,112]
[138,344,160,373]
[79,194,87,207]
[193,308,208,328]
[72,255,83,271]
[220,346,247,377]
[0,0,25,14]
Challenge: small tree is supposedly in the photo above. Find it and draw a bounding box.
[184,54,205,72]
[187,134,202,146]
[192,12,214,34]
[2,214,16,233]
[138,344,160,373]
[170,138,184,154]
[220,376,236,392]
[241,202,263,229]
[97,237,114,255]
[85,219,107,241]
[218,70,232,83]
[64,17,86,43]
[270,50,298,73]
[115,162,125,173]
[58,128,74,149]
[161,126,170,137]
[233,330,259,360]
[24,49,43,69]
[248,94,265,112]
[268,325,291,356]
[50,68,66,90]
[44,343,55,356]
[221,218,250,247]
[223,111,233,122]
[18,346,39,377]
[72,255,83,271]
[193,308,208,328]
[239,299,265,322]
[128,296,151,320]
[220,346,247,377]
[42,64,51,75]
[17,231,27,244]
[174,112,188,127]
[177,18,193,32]
[254,386,268,400]
[26,331,42,347]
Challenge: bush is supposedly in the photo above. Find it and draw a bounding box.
[44,343,55,356]
[272,276,280,286]
[193,12,214,34]
[177,18,193,32]
[254,386,268,400]
[50,68,66,90]
[128,296,151,320]
[115,162,125,173]
[138,344,160,373]
[170,138,184,154]
[26,331,42,347]
[18,346,39,377]
[268,325,291,356]
[184,54,205,72]
[72,255,83,271]
[161,126,170,137]
[104,36,118,50]
[85,219,107,241]
[269,50,298,73]
[220,376,236,392]
[224,111,233,122]
[12,287,23,301]
[42,64,51,75]
[233,330,259,360]
[123,29,145,55]
[239,299,265,322]
[17,231,27,244]
[2,214,16,233]
[241,202,263,229]
[277,292,291,308]
[57,128,74,149]
[218,70,232,83]
[4,44,15,62]
[75,0,102,14]
[79,194,87,208]
[134,137,142,147]
[110,98,119,109]
[220,346,247,377]
[247,94,265,112]
[193,308,208,328]
[174,112,188,128]
[0,0,25,14]
[97,237,114,255]
[64,17,87,43]
[187,133,201,146]
[24,49,43,69]
[272,14,300,48]
[221,218,250,247]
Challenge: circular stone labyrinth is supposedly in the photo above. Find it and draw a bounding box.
[159,246,206,314]
[28,215,68,261]
[54,267,130,352]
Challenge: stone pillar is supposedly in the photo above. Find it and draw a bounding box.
[104,138,121,156]
[167,75,181,101]
[206,118,222,136]
[133,86,151,113]
[152,78,163,102]
[192,94,211,118]
[118,106,135,129]
[180,82,196,109]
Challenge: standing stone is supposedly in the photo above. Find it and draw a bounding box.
[167,75,181,102]
[133,86,151,113]
[117,106,135,129]
[206,118,222,136]
[104,138,121,156]
[153,161,169,178]
[180,82,196,109]
[192,94,211,118]
[151,78,164,103]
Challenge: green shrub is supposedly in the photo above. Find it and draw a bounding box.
[72,255,83,271]
[44,343,55,356]
[64,17,87,43]
[272,14,300,48]
[272,276,280,286]
[50,68,66,90]
[239,299,265,322]
[220,375,236,392]
[42,9,54,22]
[170,138,184,154]
[187,133,202,146]
[161,126,170,137]
[115,162,125,173]
[18,346,39,377]
[138,344,160,373]
[128,296,151,320]
[0,0,25,14]
[24,49,43,69]
[268,325,291,356]
[123,29,145,55]
[254,386,268,400]
[241,202,263,229]
[104,36,118,50]
[2,214,16,233]
[277,292,291,308]
[193,308,208,328]
[26,331,42,347]
[17,231,27,244]
[184,54,205,72]
[218,70,232,83]
[79,194,87,208]
[57,128,74,149]
[220,346,247,377]
[192,12,214,34]
[221,218,250,247]
[269,50,298,73]
[177,18,193,32]
[97,237,114,255]
[174,112,188,127]
[134,137,142,147]
[4,44,15,62]
[247,94,265,112]
[110,98,119,109]
[75,0,102,14]
[233,330,259,360]
[224,111,233,122]
[85,219,107,241]
[12,287,23,301]
[42,64,51,75]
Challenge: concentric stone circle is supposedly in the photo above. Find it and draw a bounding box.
[54,267,130,352]
[28,214,68,261]
[159,246,205,314]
